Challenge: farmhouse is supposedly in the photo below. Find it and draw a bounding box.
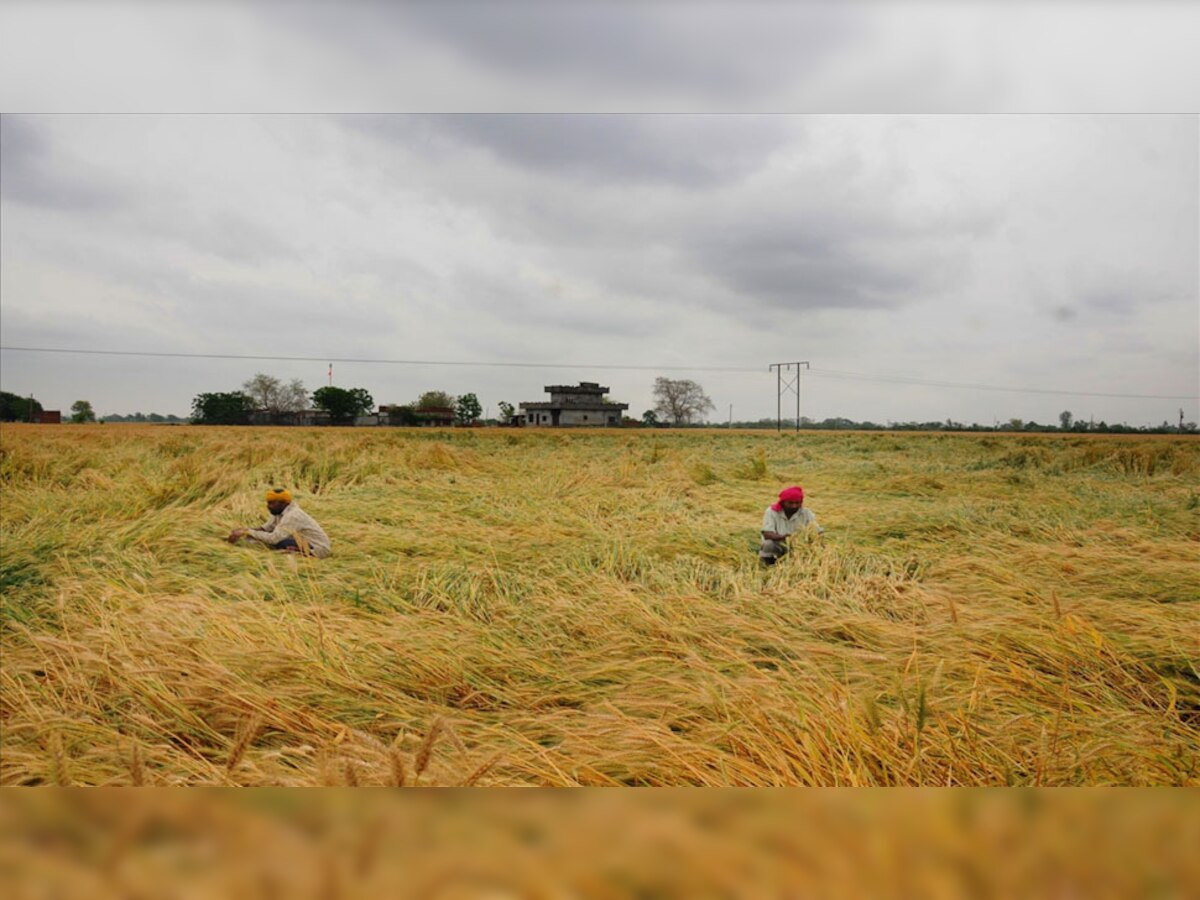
[412,406,456,427]
[248,409,330,426]
[518,382,628,427]
[376,405,456,427]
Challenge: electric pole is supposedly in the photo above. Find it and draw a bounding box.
[769,362,809,432]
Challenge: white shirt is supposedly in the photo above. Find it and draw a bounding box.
[762,504,822,537]
[248,501,332,558]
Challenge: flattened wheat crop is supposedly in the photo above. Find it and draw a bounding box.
[1,424,1197,785]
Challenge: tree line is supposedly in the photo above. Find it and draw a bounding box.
[102,412,187,424]
[190,375,485,426]
[0,392,105,423]
[726,413,1197,434]
[191,374,718,427]
[6,381,1194,433]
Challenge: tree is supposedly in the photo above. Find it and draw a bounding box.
[417,390,456,409]
[641,409,659,427]
[1059,410,1073,431]
[0,391,42,422]
[385,404,420,426]
[652,377,715,426]
[70,400,97,423]
[242,373,308,419]
[191,392,253,425]
[455,392,482,425]
[497,401,515,423]
[243,373,279,409]
[312,386,374,425]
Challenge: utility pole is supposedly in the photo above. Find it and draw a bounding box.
[728,403,733,429]
[769,362,809,432]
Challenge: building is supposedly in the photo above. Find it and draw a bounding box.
[377,405,456,427]
[249,409,330,426]
[518,382,628,427]
[35,410,61,424]
[412,406,456,427]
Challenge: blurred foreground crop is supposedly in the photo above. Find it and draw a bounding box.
[1,789,1198,898]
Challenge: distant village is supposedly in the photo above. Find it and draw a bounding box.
[243,381,632,428]
[0,381,642,428]
[3,379,1194,433]
[305,382,627,428]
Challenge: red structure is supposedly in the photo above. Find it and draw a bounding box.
[35,411,61,424]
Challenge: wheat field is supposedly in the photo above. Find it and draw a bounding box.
[3,789,1198,899]
[1,424,1196,786]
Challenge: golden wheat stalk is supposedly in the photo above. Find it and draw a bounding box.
[226,714,264,777]
[414,719,445,777]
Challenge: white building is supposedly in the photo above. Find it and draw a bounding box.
[518,382,629,427]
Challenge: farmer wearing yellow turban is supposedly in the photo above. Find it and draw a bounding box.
[226,488,332,558]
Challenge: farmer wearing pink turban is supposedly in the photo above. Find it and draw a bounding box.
[760,485,823,565]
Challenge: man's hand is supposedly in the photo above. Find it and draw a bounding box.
[227,528,247,543]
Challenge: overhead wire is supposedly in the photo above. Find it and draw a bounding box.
[1,345,1196,400]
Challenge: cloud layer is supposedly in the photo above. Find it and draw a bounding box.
[0,4,1196,424]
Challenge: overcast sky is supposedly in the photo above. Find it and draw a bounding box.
[1,2,1197,426]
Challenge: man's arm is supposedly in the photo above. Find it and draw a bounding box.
[246,525,293,546]
[761,508,788,543]
[228,516,276,543]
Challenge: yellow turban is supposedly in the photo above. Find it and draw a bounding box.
[265,488,292,504]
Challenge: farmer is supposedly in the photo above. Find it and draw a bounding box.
[226,488,332,558]
[760,485,823,565]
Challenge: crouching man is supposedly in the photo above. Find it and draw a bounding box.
[760,485,823,566]
[227,488,332,558]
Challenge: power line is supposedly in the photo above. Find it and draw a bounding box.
[1,345,1195,400]
[0,346,758,373]
[806,368,1197,400]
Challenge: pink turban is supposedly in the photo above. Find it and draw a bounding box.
[771,486,805,511]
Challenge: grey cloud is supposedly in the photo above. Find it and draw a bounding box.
[1071,266,1187,319]
[449,266,660,345]
[170,209,298,266]
[0,116,125,211]
[274,2,863,101]
[338,114,999,318]
[339,114,800,188]
[681,193,997,315]
[406,3,861,95]
[4,242,317,341]
[694,237,926,311]
[1080,290,1135,317]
